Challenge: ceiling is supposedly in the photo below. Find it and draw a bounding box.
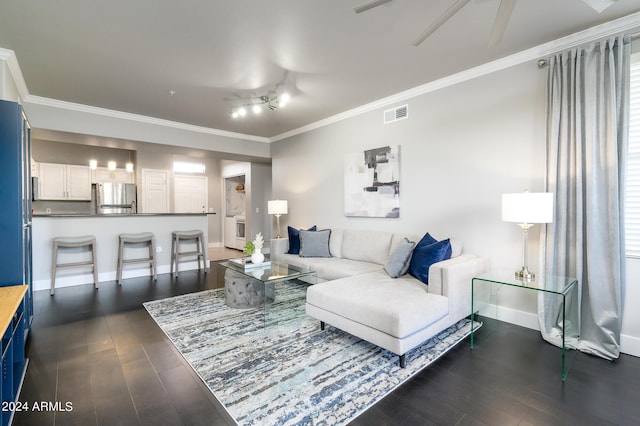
[1,0,639,139]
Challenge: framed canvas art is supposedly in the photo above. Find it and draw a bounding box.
[344,145,400,218]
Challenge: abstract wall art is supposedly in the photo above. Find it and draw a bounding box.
[344,145,400,218]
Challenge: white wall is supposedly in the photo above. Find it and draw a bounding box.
[623,258,640,356]
[250,162,273,242]
[271,60,640,357]
[0,60,20,102]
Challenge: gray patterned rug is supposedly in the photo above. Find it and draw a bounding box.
[143,281,478,425]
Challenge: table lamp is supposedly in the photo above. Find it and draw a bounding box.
[268,199,288,238]
[502,191,553,281]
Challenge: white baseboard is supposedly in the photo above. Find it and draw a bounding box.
[481,304,640,358]
[621,334,640,358]
[34,261,203,292]
[208,242,224,248]
[480,303,540,331]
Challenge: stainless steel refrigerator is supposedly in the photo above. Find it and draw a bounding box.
[97,182,137,214]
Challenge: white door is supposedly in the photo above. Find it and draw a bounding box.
[141,169,170,213]
[174,175,208,213]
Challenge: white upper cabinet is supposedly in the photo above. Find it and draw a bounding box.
[38,163,92,200]
[66,165,92,200]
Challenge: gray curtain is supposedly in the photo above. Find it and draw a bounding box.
[539,35,629,360]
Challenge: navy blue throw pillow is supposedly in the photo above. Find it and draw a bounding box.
[408,233,452,285]
[287,225,317,254]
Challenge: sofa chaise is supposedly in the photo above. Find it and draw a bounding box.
[272,228,489,367]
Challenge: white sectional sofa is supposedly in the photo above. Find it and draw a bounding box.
[272,228,489,367]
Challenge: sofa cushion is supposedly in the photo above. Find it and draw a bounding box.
[390,233,420,255]
[409,234,452,284]
[287,225,316,254]
[299,229,331,258]
[278,253,382,281]
[384,237,415,278]
[329,228,344,258]
[306,271,449,339]
[311,258,383,281]
[341,229,393,265]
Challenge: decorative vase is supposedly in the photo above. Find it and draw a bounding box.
[251,248,264,265]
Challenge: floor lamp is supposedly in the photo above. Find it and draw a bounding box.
[268,200,288,238]
[502,191,553,281]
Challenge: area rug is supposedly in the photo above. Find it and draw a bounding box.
[143,281,479,425]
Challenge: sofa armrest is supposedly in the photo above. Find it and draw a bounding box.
[428,255,491,323]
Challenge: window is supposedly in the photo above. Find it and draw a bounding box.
[626,53,640,258]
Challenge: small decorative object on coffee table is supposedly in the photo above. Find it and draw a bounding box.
[250,232,265,265]
[228,256,271,271]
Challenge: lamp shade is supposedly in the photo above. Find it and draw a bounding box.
[502,192,553,224]
[268,199,288,215]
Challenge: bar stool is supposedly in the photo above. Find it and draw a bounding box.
[117,232,157,285]
[171,230,207,277]
[51,236,98,296]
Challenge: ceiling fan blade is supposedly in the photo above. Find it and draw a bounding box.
[413,0,472,47]
[487,0,516,47]
[581,0,618,13]
[354,0,394,14]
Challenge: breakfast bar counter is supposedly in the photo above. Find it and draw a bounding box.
[32,214,210,292]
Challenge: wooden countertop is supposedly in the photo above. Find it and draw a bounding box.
[0,285,28,336]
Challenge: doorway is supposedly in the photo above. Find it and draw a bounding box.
[223,175,246,250]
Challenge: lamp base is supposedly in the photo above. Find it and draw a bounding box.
[515,266,535,282]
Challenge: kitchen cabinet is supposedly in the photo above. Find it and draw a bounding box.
[0,99,32,426]
[38,163,92,200]
[92,167,134,184]
[0,286,28,426]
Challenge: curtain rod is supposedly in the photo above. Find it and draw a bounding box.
[537,31,640,68]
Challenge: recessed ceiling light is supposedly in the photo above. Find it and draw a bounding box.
[168,90,176,96]
[252,104,262,114]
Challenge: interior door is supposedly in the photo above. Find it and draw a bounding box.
[141,169,170,213]
[174,175,208,213]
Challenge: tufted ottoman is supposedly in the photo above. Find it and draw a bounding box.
[224,269,265,308]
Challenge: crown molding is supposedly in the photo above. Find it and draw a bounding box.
[0,47,30,102]
[270,10,640,142]
[24,95,270,143]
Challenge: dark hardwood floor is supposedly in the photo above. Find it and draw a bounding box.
[15,265,640,425]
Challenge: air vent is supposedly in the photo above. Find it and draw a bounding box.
[383,104,408,124]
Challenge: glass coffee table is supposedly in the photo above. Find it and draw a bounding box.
[220,259,317,330]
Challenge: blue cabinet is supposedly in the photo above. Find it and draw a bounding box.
[0,286,27,426]
[0,99,32,425]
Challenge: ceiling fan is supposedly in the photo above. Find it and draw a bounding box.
[354,0,619,47]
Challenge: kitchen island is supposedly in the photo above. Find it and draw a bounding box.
[33,213,211,292]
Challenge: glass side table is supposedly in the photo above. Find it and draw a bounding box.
[470,269,579,381]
